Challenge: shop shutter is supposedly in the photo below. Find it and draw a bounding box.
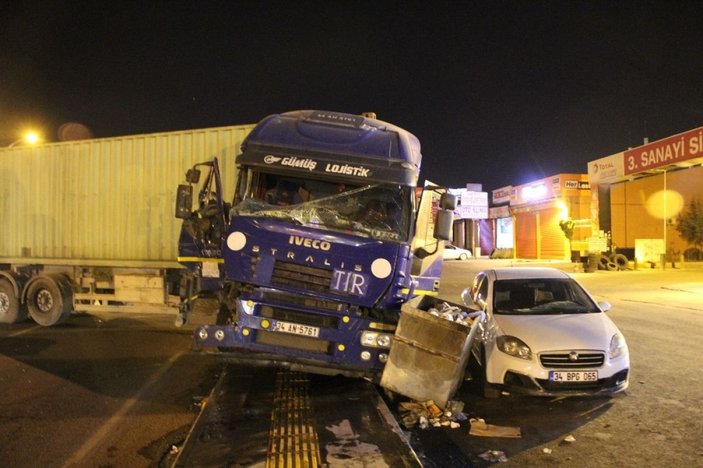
[515,212,537,258]
[540,207,567,259]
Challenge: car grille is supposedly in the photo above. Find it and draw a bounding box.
[271,260,332,292]
[540,352,604,368]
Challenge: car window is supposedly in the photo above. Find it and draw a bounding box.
[492,278,599,314]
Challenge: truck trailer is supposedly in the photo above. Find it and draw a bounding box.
[176,110,469,385]
[0,124,254,326]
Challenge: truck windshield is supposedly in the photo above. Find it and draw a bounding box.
[232,170,412,242]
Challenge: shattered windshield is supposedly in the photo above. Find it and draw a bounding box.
[492,279,600,315]
[231,170,412,241]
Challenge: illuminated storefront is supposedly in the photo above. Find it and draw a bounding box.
[494,174,592,260]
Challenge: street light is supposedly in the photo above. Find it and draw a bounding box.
[8,130,42,147]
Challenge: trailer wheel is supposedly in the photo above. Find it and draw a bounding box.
[0,279,28,324]
[26,276,73,326]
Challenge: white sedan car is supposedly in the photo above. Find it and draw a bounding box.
[462,267,629,397]
[443,244,472,260]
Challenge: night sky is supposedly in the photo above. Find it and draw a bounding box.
[3,1,703,191]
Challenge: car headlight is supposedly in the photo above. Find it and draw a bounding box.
[609,332,627,359]
[496,335,532,360]
[360,331,393,349]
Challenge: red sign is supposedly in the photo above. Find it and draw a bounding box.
[624,126,703,175]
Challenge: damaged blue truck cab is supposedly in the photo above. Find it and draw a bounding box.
[176,110,455,380]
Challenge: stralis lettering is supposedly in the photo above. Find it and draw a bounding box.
[325,163,370,177]
[289,236,331,251]
[282,156,317,171]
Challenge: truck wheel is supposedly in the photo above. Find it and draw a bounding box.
[0,279,28,324]
[26,276,73,326]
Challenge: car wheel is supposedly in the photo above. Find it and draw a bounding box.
[459,253,468,260]
[480,346,501,399]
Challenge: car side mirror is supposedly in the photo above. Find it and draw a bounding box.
[460,287,474,307]
[598,301,611,312]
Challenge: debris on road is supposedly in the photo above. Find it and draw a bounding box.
[478,450,508,462]
[542,447,553,454]
[563,434,576,443]
[397,399,467,429]
[469,418,522,438]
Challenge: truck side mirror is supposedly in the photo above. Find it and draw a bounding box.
[439,192,457,211]
[434,209,453,240]
[186,168,201,184]
[175,184,193,219]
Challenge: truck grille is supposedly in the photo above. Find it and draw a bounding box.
[540,352,604,368]
[271,260,332,292]
[261,290,342,313]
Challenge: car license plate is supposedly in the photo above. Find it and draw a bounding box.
[273,320,320,338]
[549,371,598,382]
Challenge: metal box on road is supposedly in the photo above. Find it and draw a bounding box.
[380,296,478,408]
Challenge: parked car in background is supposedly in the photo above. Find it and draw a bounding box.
[443,244,472,260]
[462,267,629,397]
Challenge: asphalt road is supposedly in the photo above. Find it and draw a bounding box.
[0,261,701,467]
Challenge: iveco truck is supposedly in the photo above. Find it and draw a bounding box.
[175,110,457,380]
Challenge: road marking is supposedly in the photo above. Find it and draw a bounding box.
[61,350,187,467]
[267,370,322,467]
[4,325,41,337]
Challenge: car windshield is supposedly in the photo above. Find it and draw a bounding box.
[231,169,412,242]
[492,278,600,315]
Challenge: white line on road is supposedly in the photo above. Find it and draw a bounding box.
[61,349,187,467]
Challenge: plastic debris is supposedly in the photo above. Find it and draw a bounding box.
[478,450,508,462]
[426,302,472,326]
[469,418,522,438]
[397,399,467,429]
[564,434,576,443]
[169,445,180,455]
[542,447,553,454]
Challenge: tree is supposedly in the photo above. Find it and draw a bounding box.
[559,218,575,261]
[675,198,703,250]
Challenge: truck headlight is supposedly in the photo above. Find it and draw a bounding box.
[496,335,532,360]
[360,331,393,349]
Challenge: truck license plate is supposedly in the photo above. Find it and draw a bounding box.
[273,320,320,338]
[549,371,598,382]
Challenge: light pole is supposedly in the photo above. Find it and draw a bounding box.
[7,131,42,148]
